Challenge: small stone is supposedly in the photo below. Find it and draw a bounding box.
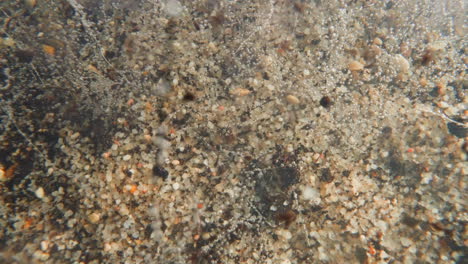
[153,166,169,180]
[35,187,45,199]
[302,186,319,201]
[119,205,130,216]
[201,232,211,240]
[229,87,251,96]
[40,240,49,251]
[319,96,332,108]
[173,182,180,190]
[275,229,292,240]
[395,54,410,73]
[319,168,334,183]
[154,78,171,96]
[24,0,37,9]
[88,212,101,223]
[286,95,300,105]
[419,78,428,87]
[207,42,218,53]
[348,60,364,71]
[42,45,55,56]
[373,37,383,46]
[123,154,131,161]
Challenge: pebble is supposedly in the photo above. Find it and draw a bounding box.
[275,229,292,240]
[302,186,319,201]
[286,95,300,105]
[40,240,49,251]
[348,60,364,71]
[172,182,180,190]
[202,232,211,240]
[88,212,101,224]
[229,87,251,96]
[25,0,37,9]
[395,54,410,73]
[123,154,131,161]
[42,44,55,56]
[119,205,130,216]
[373,37,383,46]
[35,187,45,199]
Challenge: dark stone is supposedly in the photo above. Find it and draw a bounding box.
[183,92,195,102]
[381,126,392,135]
[153,166,168,180]
[319,168,334,183]
[319,96,332,108]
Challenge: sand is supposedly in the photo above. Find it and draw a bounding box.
[0,0,466,263]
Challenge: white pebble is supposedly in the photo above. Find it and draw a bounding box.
[395,54,410,73]
[302,186,319,201]
[173,182,180,190]
[123,154,131,161]
[35,187,45,199]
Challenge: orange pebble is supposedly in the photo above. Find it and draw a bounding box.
[42,45,55,56]
[23,217,33,229]
[197,203,203,209]
[368,245,376,255]
[5,163,17,179]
